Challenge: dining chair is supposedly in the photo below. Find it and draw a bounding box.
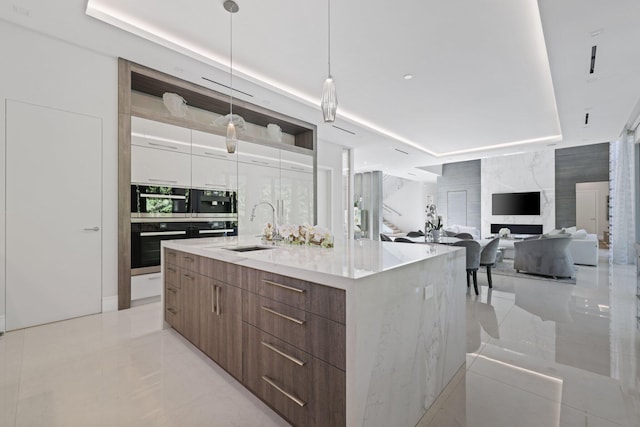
[479,237,500,288]
[394,237,415,243]
[406,231,424,238]
[453,240,482,294]
[454,232,474,240]
[380,233,392,241]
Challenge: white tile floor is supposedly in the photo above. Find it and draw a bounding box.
[0,250,638,427]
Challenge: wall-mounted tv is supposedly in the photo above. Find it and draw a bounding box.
[492,192,540,215]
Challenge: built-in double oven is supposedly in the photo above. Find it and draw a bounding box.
[131,185,238,273]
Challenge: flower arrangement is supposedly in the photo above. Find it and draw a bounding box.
[263,223,334,248]
[425,204,443,232]
[498,227,511,238]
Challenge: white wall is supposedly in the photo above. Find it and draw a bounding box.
[481,151,555,237]
[0,22,118,315]
[383,176,427,233]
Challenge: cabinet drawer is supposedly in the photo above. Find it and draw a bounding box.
[164,264,179,288]
[249,272,345,324]
[244,292,307,350]
[165,283,180,309]
[256,273,308,311]
[179,252,203,273]
[310,283,345,325]
[165,249,179,266]
[243,292,345,370]
[244,323,309,427]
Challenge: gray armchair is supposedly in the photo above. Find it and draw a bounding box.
[513,236,574,279]
[453,240,482,294]
[480,237,501,288]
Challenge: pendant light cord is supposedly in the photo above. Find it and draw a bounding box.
[327,0,331,77]
[229,7,234,118]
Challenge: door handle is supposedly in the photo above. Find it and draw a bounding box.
[83,227,100,231]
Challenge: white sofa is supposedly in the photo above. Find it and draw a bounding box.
[443,224,480,240]
[551,227,599,266]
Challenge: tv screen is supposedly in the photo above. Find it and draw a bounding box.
[492,192,540,215]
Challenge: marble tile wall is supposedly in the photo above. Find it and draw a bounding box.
[481,151,555,237]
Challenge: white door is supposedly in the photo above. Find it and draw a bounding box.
[6,101,102,331]
[576,190,597,234]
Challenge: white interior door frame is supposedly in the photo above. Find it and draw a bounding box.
[5,100,102,331]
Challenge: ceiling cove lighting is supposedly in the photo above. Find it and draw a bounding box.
[320,0,337,122]
[223,0,241,154]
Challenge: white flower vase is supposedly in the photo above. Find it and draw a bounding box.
[431,229,441,243]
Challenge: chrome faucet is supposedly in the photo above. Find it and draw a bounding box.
[250,201,280,240]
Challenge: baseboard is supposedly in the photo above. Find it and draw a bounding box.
[0,315,5,333]
[102,296,118,312]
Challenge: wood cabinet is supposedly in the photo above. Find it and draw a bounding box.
[163,249,345,427]
[242,270,346,426]
[199,275,243,379]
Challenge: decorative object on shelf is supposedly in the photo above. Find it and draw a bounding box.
[498,227,511,238]
[320,0,337,122]
[265,223,334,248]
[222,0,243,154]
[162,93,187,117]
[425,203,443,242]
[266,123,282,142]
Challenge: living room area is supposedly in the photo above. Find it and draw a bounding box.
[379,142,615,278]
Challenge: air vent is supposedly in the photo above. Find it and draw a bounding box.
[331,125,356,135]
[407,172,417,176]
[394,148,409,155]
[201,77,254,97]
[584,113,590,125]
[589,45,597,74]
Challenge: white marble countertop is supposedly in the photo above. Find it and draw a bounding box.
[162,236,462,289]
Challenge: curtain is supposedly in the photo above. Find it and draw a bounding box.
[609,131,636,264]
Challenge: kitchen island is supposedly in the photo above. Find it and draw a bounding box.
[161,237,466,427]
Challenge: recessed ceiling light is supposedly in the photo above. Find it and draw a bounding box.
[403,74,414,80]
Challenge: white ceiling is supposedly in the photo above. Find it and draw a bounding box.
[4,0,640,182]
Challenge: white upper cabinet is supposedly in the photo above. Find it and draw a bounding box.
[280,150,313,173]
[131,116,191,154]
[191,155,238,191]
[237,140,280,169]
[191,129,237,161]
[131,145,191,187]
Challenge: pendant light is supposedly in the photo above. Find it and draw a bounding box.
[321,0,337,122]
[224,0,240,153]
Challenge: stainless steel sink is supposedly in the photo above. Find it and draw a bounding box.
[224,245,276,253]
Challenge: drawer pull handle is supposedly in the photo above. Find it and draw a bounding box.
[212,285,221,315]
[183,257,194,262]
[262,279,305,294]
[262,341,305,366]
[167,267,176,273]
[261,307,305,325]
[167,252,176,257]
[183,274,194,281]
[167,288,177,294]
[261,376,306,407]
[167,308,177,314]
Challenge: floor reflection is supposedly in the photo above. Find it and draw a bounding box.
[420,254,639,427]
